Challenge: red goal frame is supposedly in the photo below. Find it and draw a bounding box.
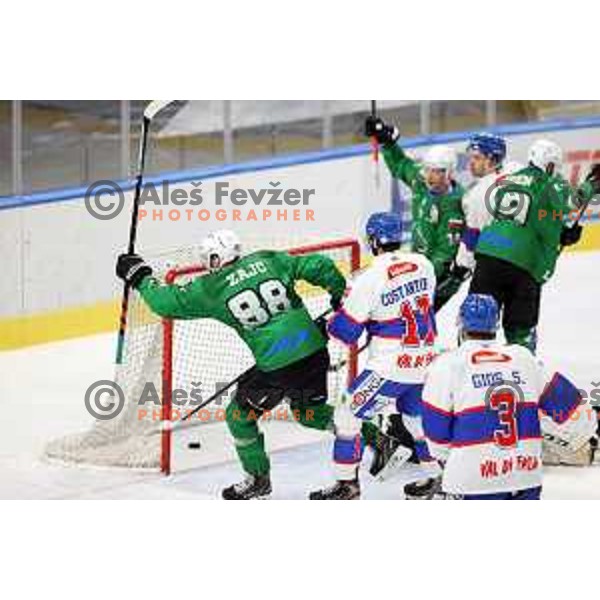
[160,238,361,474]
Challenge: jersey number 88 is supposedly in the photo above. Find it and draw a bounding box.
[227,279,291,328]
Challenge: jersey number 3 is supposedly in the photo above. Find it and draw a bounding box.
[227,279,291,328]
[490,390,518,447]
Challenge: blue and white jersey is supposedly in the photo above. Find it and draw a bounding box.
[456,161,523,270]
[421,339,583,495]
[328,251,437,383]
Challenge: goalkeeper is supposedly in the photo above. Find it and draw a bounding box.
[115,230,379,500]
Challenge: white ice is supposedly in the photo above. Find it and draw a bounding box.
[1,251,599,499]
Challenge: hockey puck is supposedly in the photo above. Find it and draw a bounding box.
[188,441,202,450]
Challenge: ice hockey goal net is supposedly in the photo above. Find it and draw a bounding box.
[45,238,360,474]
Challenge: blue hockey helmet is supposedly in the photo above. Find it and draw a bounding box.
[365,212,403,245]
[467,132,507,165]
[459,293,499,334]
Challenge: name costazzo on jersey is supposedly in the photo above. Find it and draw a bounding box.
[328,251,438,384]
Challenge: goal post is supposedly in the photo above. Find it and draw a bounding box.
[45,237,361,474]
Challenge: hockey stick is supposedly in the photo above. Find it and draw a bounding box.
[178,308,336,424]
[571,190,596,227]
[115,100,175,364]
[178,365,252,424]
[369,100,382,193]
[177,337,370,432]
[558,186,598,254]
[370,100,379,163]
[328,339,369,373]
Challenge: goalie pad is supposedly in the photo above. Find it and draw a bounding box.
[541,402,599,466]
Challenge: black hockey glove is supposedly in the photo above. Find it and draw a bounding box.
[330,295,343,312]
[314,315,329,339]
[560,223,583,247]
[434,264,471,313]
[116,253,153,289]
[365,116,400,148]
[586,163,600,194]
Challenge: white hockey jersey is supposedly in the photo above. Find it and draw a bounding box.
[421,339,585,495]
[328,250,437,383]
[456,161,523,270]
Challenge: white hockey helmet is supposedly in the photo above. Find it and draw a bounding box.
[199,229,242,271]
[528,139,563,173]
[422,145,457,174]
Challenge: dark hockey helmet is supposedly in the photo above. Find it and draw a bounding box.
[459,293,499,334]
[467,132,507,165]
[365,212,403,246]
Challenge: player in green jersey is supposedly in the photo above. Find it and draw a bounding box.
[471,140,600,350]
[363,117,465,456]
[365,115,465,311]
[115,230,380,499]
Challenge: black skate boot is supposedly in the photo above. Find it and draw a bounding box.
[369,414,417,477]
[369,430,402,477]
[222,474,272,500]
[309,479,360,500]
[404,476,442,500]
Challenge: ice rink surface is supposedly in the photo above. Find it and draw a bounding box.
[1,250,599,499]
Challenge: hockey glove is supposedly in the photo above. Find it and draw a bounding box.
[586,163,600,194]
[330,295,343,312]
[314,316,329,339]
[365,116,400,148]
[116,253,153,289]
[434,264,471,312]
[560,223,583,247]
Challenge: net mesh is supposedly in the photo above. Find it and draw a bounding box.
[44,238,359,471]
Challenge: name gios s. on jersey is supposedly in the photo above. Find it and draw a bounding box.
[421,340,585,494]
[328,251,437,383]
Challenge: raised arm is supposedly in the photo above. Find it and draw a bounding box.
[116,253,210,320]
[365,115,424,190]
[136,277,211,320]
[382,143,425,191]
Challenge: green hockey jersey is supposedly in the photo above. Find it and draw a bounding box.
[382,144,465,277]
[475,166,594,283]
[137,250,346,371]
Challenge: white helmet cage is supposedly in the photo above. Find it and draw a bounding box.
[422,145,458,176]
[528,139,563,174]
[199,229,242,271]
